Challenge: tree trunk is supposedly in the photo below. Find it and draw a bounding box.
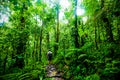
[97,22,101,43]
[94,19,98,49]
[36,36,39,61]
[39,25,43,62]
[33,14,37,67]
[74,0,79,48]
[54,4,59,56]
[33,36,36,68]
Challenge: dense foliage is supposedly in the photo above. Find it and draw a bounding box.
[0,0,120,80]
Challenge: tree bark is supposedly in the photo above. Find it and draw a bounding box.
[54,4,59,56]
[94,19,98,49]
[39,24,43,62]
[97,22,101,43]
[74,0,79,48]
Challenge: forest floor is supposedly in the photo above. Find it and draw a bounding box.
[46,64,64,80]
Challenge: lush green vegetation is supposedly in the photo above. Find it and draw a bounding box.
[0,0,120,80]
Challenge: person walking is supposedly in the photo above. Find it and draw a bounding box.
[47,49,52,64]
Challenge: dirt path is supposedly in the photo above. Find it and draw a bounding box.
[46,64,64,80]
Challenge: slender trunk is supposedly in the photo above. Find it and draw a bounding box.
[39,25,43,62]
[94,19,98,49]
[33,39,36,68]
[36,36,39,61]
[74,0,79,48]
[97,22,101,43]
[54,29,57,56]
[34,24,36,62]
[54,4,59,56]
[33,14,37,67]
[56,4,59,53]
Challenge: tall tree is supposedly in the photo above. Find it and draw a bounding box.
[74,0,79,48]
[54,1,60,56]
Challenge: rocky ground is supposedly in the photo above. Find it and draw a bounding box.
[46,64,64,80]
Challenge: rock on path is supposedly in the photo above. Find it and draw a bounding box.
[46,64,64,80]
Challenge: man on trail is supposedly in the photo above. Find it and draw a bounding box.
[47,49,52,64]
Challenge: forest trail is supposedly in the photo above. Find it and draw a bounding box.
[46,64,64,80]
